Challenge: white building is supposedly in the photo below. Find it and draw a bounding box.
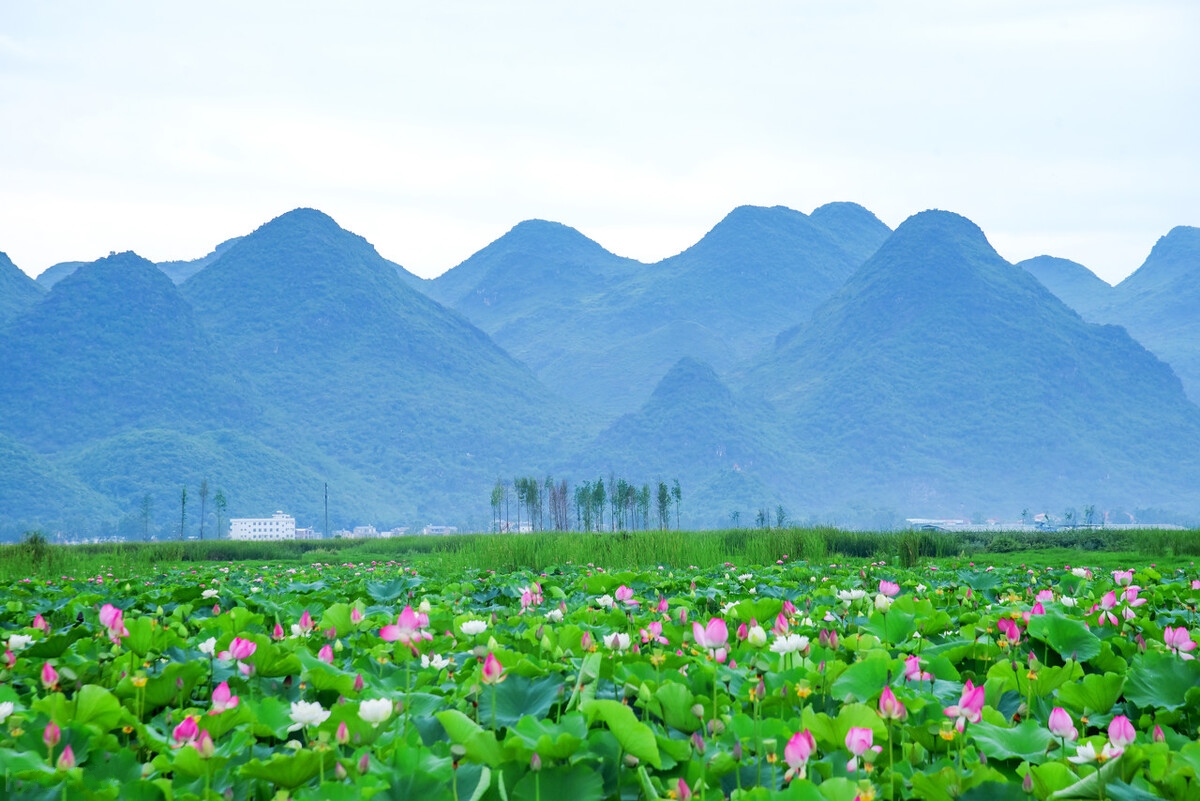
[229,511,296,541]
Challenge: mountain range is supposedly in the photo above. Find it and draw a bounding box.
[1,205,1198,537]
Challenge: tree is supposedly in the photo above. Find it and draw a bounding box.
[671,480,682,529]
[490,479,504,533]
[179,486,188,541]
[755,508,767,529]
[775,505,787,529]
[593,478,607,532]
[637,484,651,531]
[729,510,740,529]
[1020,508,1029,527]
[198,478,209,541]
[140,493,153,542]
[656,482,671,530]
[214,490,227,539]
[1083,504,1096,527]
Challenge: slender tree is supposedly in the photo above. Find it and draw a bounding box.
[671,480,682,530]
[775,505,787,529]
[491,479,504,533]
[179,486,188,541]
[730,510,740,529]
[656,482,670,530]
[214,490,227,540]
[593,479,606,532]
[140,493,153,542]
[198,478,209,541]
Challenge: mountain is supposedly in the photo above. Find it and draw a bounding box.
[35,260,88,289]
[156,237,243,283]
[0,252,256,451]
[0,432,119,538]
[181,208,580,526]
[1018,256,1113,318]
[749,210,1200,517]
[1103,227,1200,403]
[579,358,789,527]
[0,252,45,325]
[430,204,891,420]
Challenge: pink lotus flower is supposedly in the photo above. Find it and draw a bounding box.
[997,618,1023,646]
[1113,569,1134,586]
[1048,707,1077,740]
[209,681,239,715]
[1108,715,1136,748]
[272,623,285,641]
[1164,626,1197,660]
[640,621,668,646]
[379,606,433,646]
[904,654,932,683]
[32,613,51,633]
[56,744,75,771]
[1122,586,1147,607]
[677,778,693,800]
[783,729,816,780]
[1192,580,1200,591]
[41,662,58,689]
[772,612,790,636]
[318,644,334,664]
[944,679,985,732]
[614,585,639,606]
[693,617,729,662]
[845,727,877,772]
[350,607,364,625]
[173,715,200,746]
[656,596,669,614]
[782,600,798,617]
[298,610,315,631]
[878,686,907,721]
[1095,591,1119,626]
[879,580,900,597]
[220,637,257,661]
[480,652,505,685]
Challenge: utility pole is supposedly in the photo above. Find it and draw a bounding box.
[324,483,329,540]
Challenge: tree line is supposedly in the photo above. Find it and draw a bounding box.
[490,476,681,533]
[137,478,228,541]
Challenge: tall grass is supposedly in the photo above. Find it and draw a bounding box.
[1,526,1196,581]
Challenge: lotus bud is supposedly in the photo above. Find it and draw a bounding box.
[691,730,706,754]
[1023,771,1033,793]
[335,762,348,780]
[691,703,706,719]
[351,607,364,624]
[272,623,285,640]
[195,730,216,759]
[733,741,743,761]
[44,721,61,749]
[623,753,639,767]
[353,673,364,692]
[1153,724,1166,743]
[530,752,542,772]
[336,721,350,745]
[56,744,75,771]
[212,604,220,616]
[358,753,370,774]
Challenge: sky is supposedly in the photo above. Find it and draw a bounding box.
[1,2,1197,285]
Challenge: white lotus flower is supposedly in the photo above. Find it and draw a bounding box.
[357,698,392,728]
[837,590,866,604]
[596,595,614,609]
[874,594,893,613]
[198,637,217,656]
[7,634,33,651]
[0,701,14,724]
[460,620,488,636]
[421,653,451,670]
[288,700,331,731]
[721,601,740,615]
[1061,596,1077,608]
[604,632,632,651]
[202,589,219,599]
[545,609,563,623]
[770,634,810,655]
[746,625,768,647]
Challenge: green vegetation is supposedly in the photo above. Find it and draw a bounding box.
[4,526,1198,583]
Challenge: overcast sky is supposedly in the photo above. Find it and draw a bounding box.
[1,2,1197,284]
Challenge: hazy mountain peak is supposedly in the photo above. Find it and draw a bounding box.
[1018,255,1112,318]
[1117,225,1200,296]
[649,357,733,405]
[0,250,46,326]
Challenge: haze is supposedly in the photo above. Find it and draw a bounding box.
[1,1,1197,284]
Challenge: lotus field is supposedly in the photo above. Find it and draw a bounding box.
[3,555,1200,801]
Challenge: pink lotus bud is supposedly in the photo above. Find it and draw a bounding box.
[736,622,748,641]
[530,752,542,772]
[1153,724,1166,743]
[3,649,14,669]
[318,644,334,664]
[41,662,58,689]
[209,681,239,715]
[657,596,669,614]
[194,729,215,759]
[691,730,706,755]
[354,673,365,692]
[43,721,61,749]
[335,762,348,780]
[878,686,907,721]
[351,607,364,624]
[56,744,75,770]
[1023,770,1033,793]
[782,600,798,617]
[784,729,816,770]
[325,627,336,640]
[212,604,220,615]
[32,613,50,633]
[358,753,370,774]
[228,637,257,661]
[677,778,693,800]
[1048,707,1077,740]
[480,652,504,685]
[336,721,350,745]
[580,631,593,651]
[1108,715,1136,748]
[272,623,285,641]
[299,610,314,630]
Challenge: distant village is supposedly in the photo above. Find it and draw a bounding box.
[227,511,457,541]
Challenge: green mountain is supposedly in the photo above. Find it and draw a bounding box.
[748,210,1200,518]
[0,251,44,325]
[579,357,790,527]
[35,260,88,289]
[0,252,255,451]
[1103,227,1200,404]
[0,432,118,538]
[430,204,891,420]
[156,237,243,283]
[181,208,580,529]
[1018,255,1114,318]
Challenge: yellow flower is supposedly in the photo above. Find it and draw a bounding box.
[131,676,148,688]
